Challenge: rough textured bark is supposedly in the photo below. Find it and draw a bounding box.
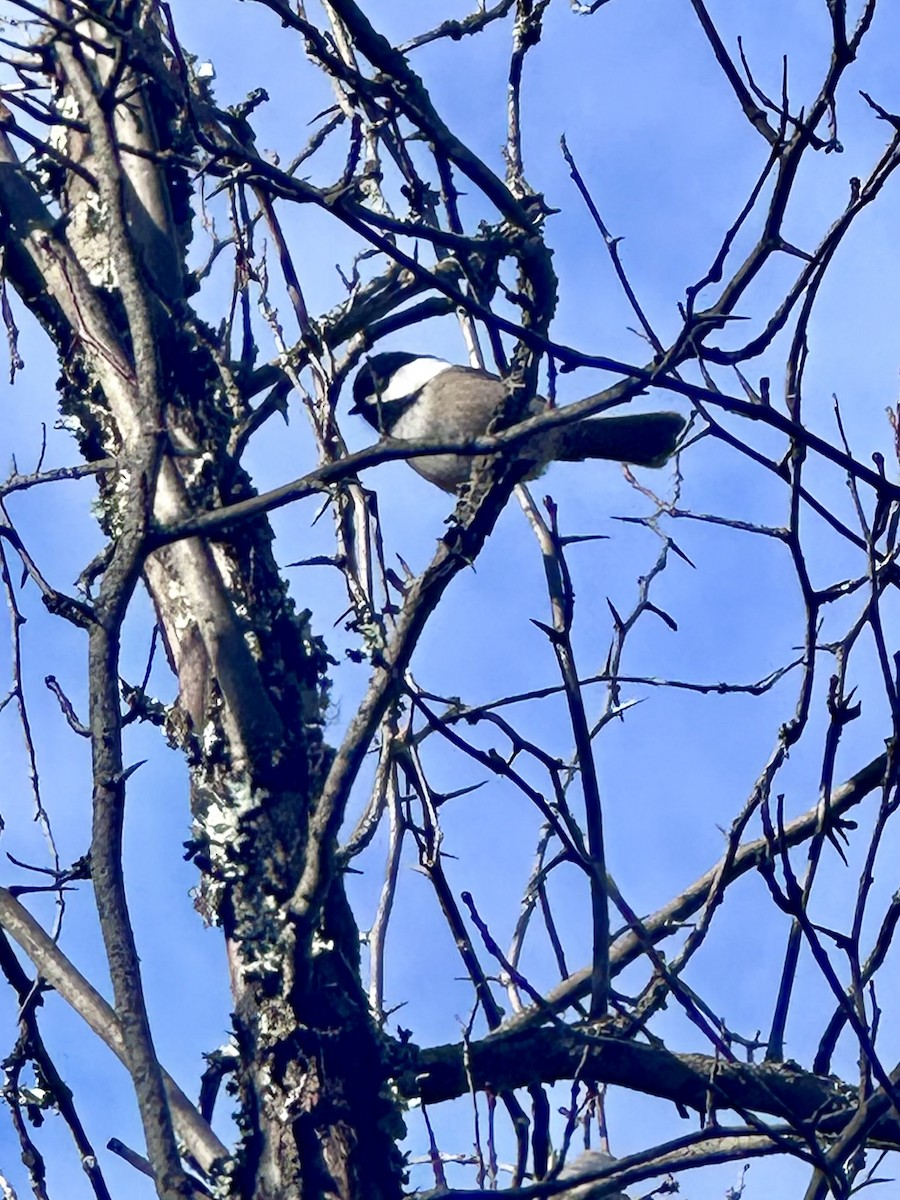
[1,3,900,1199]
[0,5,404,1196]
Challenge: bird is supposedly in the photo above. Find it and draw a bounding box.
[556,1150,630,1199]
[351,352,685,492]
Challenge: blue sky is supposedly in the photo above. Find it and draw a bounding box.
[2,1,900,1197]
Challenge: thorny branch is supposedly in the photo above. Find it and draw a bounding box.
[0,2,899,1199]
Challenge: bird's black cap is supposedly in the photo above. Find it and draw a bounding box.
[351,352,433,412]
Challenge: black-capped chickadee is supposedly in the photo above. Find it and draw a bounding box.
[351,352,685,492]
[557,1150,630,1200]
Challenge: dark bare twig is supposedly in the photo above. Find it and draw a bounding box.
[0,1,898,1195]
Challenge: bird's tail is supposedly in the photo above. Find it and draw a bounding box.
[552,411,685,468]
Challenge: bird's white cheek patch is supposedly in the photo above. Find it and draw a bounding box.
[381,358,453,402]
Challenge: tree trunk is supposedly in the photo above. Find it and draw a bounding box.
[0,3,404,1195]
